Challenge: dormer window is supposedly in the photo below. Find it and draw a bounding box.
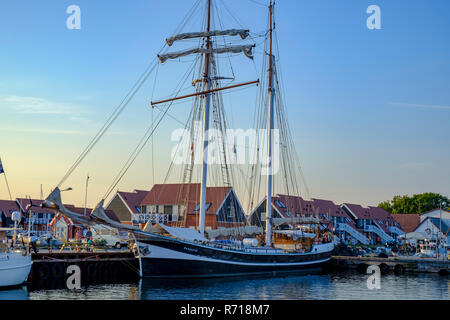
[194,203,211,212]
[275,200,286,208]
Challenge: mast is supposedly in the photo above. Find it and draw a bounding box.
[151,0,257,236]
[199,0,212,236]
[265,0,275,247]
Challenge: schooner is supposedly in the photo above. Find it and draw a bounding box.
[42,0,334,278]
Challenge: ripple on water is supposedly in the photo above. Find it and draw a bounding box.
[13,271,449,300]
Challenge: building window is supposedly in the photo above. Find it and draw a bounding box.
[275,200,286,208]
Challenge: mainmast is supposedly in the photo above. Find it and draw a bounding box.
[198,0,212,236]
[265,0,275,247]
[150,0,258,236]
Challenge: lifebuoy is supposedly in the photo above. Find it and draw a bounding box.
[51,263,64,279]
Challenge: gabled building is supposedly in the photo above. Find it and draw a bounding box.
[414,217,450,246]
[392,214,420,233]
[249,195,370,245]
[105,190,149,225]
[16,198,56,236]
[48,206,120,241]
[140,183,247,231]
[419,208,450,222]
[0,199,20,228]
[342,204,403,244]
[0,198,56,235]
[249,195,317,227]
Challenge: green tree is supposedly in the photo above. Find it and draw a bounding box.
[378,193,449,214]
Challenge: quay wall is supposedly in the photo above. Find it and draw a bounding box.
[330,256,450,275]
[28,251,140,289]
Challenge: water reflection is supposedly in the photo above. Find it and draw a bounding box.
[0,286,28,300]
[139,272,334,300]
[0,271,446,300]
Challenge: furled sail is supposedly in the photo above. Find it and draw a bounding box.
[90,199,140,231]
[271,217,320,227]
[42,188,139,231]
[143,223,208,242]
[42,188,96,226]
[206,226,264,239]
[273,230,317,239]
[166,29,250,46]
[158,44,255,63]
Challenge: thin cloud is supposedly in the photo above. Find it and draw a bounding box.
[399,162,427,169]
[389,102,450,111]
[0,126,88,135]
[1,95,93,116]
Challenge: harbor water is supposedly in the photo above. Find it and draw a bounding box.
[1,271,448,300]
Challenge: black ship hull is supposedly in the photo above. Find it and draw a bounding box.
[136,234,334,278]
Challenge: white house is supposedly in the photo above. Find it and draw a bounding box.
[414,217,450,246]
[420,209,450,222]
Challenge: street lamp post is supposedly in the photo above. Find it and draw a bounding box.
[439,201,447,260]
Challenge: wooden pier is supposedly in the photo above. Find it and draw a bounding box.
[330,256,450,275]
[28,250,140,289]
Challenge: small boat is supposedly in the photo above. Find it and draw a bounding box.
[0,250,33,288]
[0,227,33,288]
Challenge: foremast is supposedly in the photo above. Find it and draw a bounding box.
[199,0,212,237]
[150,0,258,237]
[265,0,275,247]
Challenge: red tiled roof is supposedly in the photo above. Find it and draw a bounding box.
[1,197,120,225]
[392,214,420,233]
[271,195,352,221]
[272,195,316,218]
[0,199,19,217]
[343,203,400,232]
[141,184,231,215]
[343,203,371,220]
[312,198,349,218]
[117,190,149,214]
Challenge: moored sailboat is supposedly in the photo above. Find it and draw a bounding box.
[41,0,334,278]
[126,0,334,278]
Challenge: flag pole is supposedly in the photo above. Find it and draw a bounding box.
[0,157,13,200]
[84,174,89,216]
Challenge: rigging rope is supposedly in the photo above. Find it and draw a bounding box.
[57,59,159,188]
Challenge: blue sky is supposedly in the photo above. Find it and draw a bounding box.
[0,0,449,209]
